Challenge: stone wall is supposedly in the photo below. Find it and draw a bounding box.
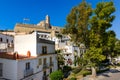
[14,23,52,34]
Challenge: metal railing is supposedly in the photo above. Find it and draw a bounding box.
[43,76,48,80]
[24,68,33,77]
[50,62,54,66]
[43,63,49,69]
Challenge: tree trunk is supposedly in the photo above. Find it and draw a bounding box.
[91,67,96,78]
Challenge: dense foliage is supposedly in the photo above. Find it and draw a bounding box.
[114,39,120,56]
[49,70,63,80]
[56,50,64,69]
[63,0,116,77]
[62,0,92,47]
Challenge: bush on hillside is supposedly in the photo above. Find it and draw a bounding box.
[49,70,63,80]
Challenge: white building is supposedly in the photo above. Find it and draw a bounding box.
[37,31,51,40]
[0,31,58,80]
[36,31,86,67]
[0,33,14,52]
[55,35,86,67]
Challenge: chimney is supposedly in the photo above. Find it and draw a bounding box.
[27,51,31,57]
[13,52,19,59]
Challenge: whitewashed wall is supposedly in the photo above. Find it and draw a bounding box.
[17,54,57,80]
[37,43,55,55]
[17,58,36,80]
[0,58,17,80]
[15,31,55,56]
[14,33,37,56]
[0,51,57,80]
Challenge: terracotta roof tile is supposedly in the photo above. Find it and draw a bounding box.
[0,52,35,60]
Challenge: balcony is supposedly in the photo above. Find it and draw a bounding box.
[42,51,47,54]
[24,68,33,77]
[43,63,49,69]
[50,62,54,67]
[43,76,48,80]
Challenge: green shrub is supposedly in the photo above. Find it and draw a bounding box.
[49,70,63,80]
[70,77,77,80]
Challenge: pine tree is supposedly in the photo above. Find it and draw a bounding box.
[85,1,116,77]
[63,0,92,47]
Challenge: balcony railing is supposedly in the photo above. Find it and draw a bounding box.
[42,51,47,54]
[43,63,49,69]
[24,68,33,77]
[50,62,54,67]
[43,76,48,80]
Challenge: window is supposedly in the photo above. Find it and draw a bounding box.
[37,58,42,68]
[42,46,47,54]
[50,57,53,66]
[0,38,2,42]
[6,39,9,43]
[38,58,42,65]
[26,62,30,70]
[67,54,69,56]
[43,71,47,80]
[44,35,47,38]
[41,35,43,38]
[43,71,46,76]
[61,40,65,43]
[50,57,52,63]
[0,63,3,77]
[11,40,13,43]
[66,41,68,45]
[43,58,46,65]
